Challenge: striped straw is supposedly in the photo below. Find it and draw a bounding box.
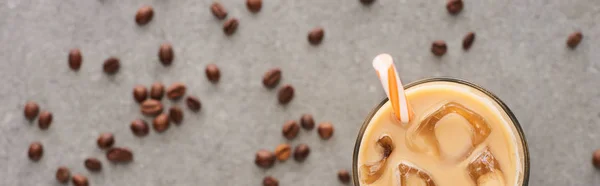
[372,53,413,124]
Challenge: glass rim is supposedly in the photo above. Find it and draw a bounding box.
[351,77,530,186]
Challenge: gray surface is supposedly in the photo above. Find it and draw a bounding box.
[0,0,599,185]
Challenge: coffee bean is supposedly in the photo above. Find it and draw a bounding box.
[140,99,163,116]
[56,166,70,183]
[186,96,201,112]
[72,174,89,186]
[169,106,184,124]
[263,176,279,186]
[97,133,114,149]
[317,122,334,140]
[205,64,220,83]
[262,68,281,88]
[133,85,148,103]
[158,43,174,65]
[106,147,133,163]
[300,114,315,130]
[274,143,291,161]
[211,2,228,19]
[462,32,476,50]
[103,57,120,74]
[277,84,294,104]
[28,142,43,161]
[166,82,186,100]
[130,119,149,137]
[38,111,52,130]
[246,0,262,13]
[223,18,239,35]
[282,120,300,140]
[255,149,276,168]
[593,149,600,169]
[68,48,83,70]
[84,158,102,172]
[293,144,310,162]
[431,40,447,56]
[338,169,351,183]
[308,27,324,45]
[24,101,39,120]
[153,113,170,133]
[446,0,463,15]
[360,0,375,5]
[150,82,165,100]
[135,5,154,26]
[567,31,583,49]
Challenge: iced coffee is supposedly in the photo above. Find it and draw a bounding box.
[354,79,529,186]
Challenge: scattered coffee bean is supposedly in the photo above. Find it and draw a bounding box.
[158,43,174,65]
[262,68,281,88]
[135,5,154,26]
[169,106,184,124]
[282,120,300,140]
[431,40,447,56]
[97,133,114,149]
[246,0,262,13]
[130,119,150,137]
[293,144,310,162]
[72,174,89,186]
[338,169,351,183]
[263,176,279,186]
[186,96,202,112]
[106,147,134,163]
[308,27,325,45]
[56,166,70,183]
[103,57,120,74]
[38,111,52,130]
[300,114,315,130]
[593,149,600,169]
[24,101,39,120]
[166,82,187,100]
[255,149,276,168]
[153,113,170,133]
[274,143,291,161]
[277,84,294,104]
[28,142,43,161]
[567,31,583,49]
[205,64,221,83]
[68,48,83,70]
[84,158,102,172]
[446,0,463,15]
[141,99,163,116]
[462,32,476,50]
[223,18,239,35]
[150,82,165,100]
[360,0,375,5]
[211,2,228,19]
[133,85,148,103]
[318,122,334,140]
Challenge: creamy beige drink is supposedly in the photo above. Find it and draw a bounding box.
[355,80,528,186]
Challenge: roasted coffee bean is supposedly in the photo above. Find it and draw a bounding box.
[211,2,228,19]
[338,169,351,183]
[300,114,315,130]
[293,144,310,162]
[246,0,262,13]
[103,57,120,74]
[150,82,165,100]
[446,0,463,15]
[567,32,583,49]
[56,166,70,183]
[431,40,447,56]
[169,106,184,124]
[158,43,174,65]
[135,5,154,25]
[593,149,600,169]
[28,142,43,161]
[308,27,324,45]
[255,149,276,168]
[318,122,334,140]
[360,0,375,5]
[282,120,300,140]
[263,176,279,186]
[97,133,114,149]
[130,119,149,137]
[186,96,201,112]
[166,82,186,100]
[24,101,39,120]
[274,143,291,161]
[205,64,220,83]
[223,18,239,35]
[277,84,294,104]
[68,48,83,70]
[84,158,102,172]
[106,147,133,163]
[262,68,281,88]
[462,32,476,50]
[140,99,163,116]
[72,174,89,186]
[153,113,170,133]
[38,111,52,130]
[133,85,148,103]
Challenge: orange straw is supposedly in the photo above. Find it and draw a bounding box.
[372,53,414,124]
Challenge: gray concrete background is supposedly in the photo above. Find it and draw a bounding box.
[0,0,599,185]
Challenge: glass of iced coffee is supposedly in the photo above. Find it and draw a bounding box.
[352,78,530,186]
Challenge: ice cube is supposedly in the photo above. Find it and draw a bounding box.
[467,148,504,185]
[396,161,436,186]
[360,135,394,184]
